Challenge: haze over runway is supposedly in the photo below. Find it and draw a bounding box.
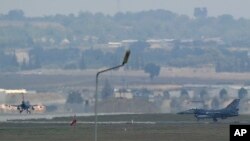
[1,0,250,18]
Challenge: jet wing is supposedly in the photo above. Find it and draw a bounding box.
[31,104,46,112]
[0,104,19,111]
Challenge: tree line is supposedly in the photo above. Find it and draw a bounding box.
[1,41,250,73]
[1,9,250,48]
[1,9,250,72]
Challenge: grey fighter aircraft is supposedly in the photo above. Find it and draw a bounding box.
[2,94,45,114]
[177,99,240,122]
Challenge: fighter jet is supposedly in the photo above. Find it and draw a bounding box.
[2,94,45,114]
[177,99,240,122]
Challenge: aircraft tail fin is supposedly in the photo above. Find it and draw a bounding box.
[225,99,240,111]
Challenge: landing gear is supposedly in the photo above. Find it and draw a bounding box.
[27,110,31,114]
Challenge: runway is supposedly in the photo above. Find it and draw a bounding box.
[0,118,231,141]
[0,112,140,122]
[0,113,248,141]
[1,112,248,125]
[0,113,92,122]
[0,113,202,125]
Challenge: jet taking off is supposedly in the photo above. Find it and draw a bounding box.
[2,94,45,114]
[178,99,240,122]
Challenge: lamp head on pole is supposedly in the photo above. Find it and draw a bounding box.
[122,50,130,65]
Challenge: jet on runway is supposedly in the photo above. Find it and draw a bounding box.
[177,99,240,122]
[1,94,45,114]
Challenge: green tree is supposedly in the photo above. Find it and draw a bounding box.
[238,87,248,99]
[144,63,161,80]
[211,97,220,109]
[6,9,25,20]
[28,47,42,69]
[170,98,181,112]
[0,50,19,71]
[219,88,228,100]
[128,41,149,70]
[163,90,170,99]
[180,89,189,99]
[21,58,28,70]
[101,79,113,100]
[199,88,208,100]
[66,91,83,104]
[194,7,207,19]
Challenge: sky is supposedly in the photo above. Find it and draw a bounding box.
[1,0,250,19]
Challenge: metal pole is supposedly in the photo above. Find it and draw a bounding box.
[94,73,99,141]
[94,65,122,141]
[94,50,130,141]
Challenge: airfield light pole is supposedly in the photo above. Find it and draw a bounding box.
[94,50,130,141]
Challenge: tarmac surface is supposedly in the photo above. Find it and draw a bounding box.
[0,112,90,122]
[1,113,249,141]
[1,112,248,124]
